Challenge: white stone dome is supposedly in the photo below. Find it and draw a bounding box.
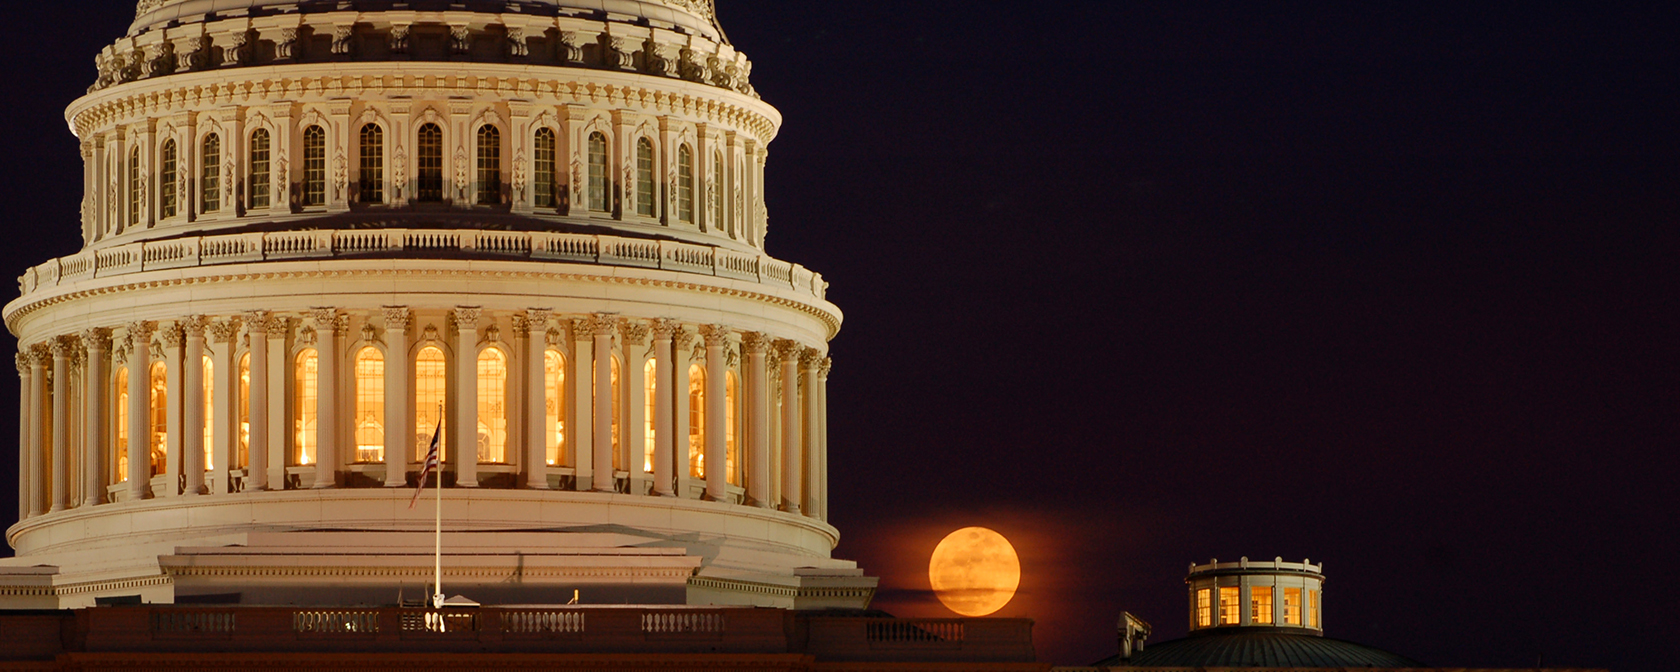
[132,0,724,42]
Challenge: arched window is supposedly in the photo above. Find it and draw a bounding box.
[417,123,444,202]
[249,129,271,209]
[415,345,447,461]
[688,364,705,478]
[354,347,384,463]
[635,138,656,217]
[544,350,566,466]
[201,133,221,213]
[726,371,739,486]
[114,366,129,483]
[534,128,557,209]
[159,140,177,219]
[359,124,384,204]
[237,353,250,470]
[477,125,502,205]
[477,348,508,464]
[203,355,214,471]
[150,361,168,476]
[610,356,622,471]
[587,132,608,212]
[711,151,725,235]
[677,145,694,224]
[302,125,326,206]
[128,148,142,229]
[293,349,317,466]
[643,359,656,473]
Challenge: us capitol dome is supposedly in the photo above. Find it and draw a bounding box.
[2,0,873,609]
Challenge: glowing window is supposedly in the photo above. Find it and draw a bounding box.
[1251,586,1274,625]
[533,128,557,209]
[477,125,501,205]
[249,129,271,209]
[415,346,447,462]
[359,124,384,204]
[676,145,693,224]
[710,151,724,232]
[1196,588,1211,627]
[477,348,508,464]
[544,350,566,467]
[159,140,177,219]
[635,138,655,217]
[643,359,656,473]
[293,349,317,466]
[128,148,141,228]
[150,361,168,475]
[587,132,608,212]
[1308,589,1320,629]
[417,124,444,202]
[1219,586,1240,625]
[302,126,326,206]
[354,347,384,463]
[726,371,739,485]
[201,133,221,213]
[203,355,214,471]
[610,356,622,471]
[1284,587,1302,625]
[114,367,129,483]
[688,364,705,478]
[237,353,250,469]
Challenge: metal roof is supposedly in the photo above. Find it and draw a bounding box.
[1096,629,1423,668]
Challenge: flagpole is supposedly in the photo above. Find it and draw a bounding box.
[433,403,444,609]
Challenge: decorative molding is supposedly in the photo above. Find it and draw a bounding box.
[382,306,411,331]
[621,320,650,346]
[741,331,768,353]
[700,324,730,348]
[650,318,679,341]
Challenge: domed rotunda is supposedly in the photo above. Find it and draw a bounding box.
[3,0,871,609]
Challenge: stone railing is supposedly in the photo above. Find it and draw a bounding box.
[16,229,827,303]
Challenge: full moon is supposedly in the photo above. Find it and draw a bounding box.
[928,527,1021,617]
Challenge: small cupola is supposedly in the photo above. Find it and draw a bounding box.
[1186,557,1325,635]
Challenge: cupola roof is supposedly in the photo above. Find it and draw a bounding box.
[131,0,724,42]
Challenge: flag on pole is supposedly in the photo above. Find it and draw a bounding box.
[409,418,442,510]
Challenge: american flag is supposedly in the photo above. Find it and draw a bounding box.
[408,419,443,510]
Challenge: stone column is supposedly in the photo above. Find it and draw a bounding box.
[50,338,71,512]
[776,340,802,515]
[743,333,770,508]
[17,353,33,519]
[568,318,594,490]
[454,307,481,488]
[650,319,677,497]
[81,329,110,506]
[383,307,411,488]
[162,324,185,497]
[243,313,269,492]
[265,316,288,488]
[208,320,237,494]
[817,357,832,521]
[312,308,340,489]
[591,314,616,493]
[671,326,694,497]
[523,310,551,489]
[26,345,47,516]
[802,349,822,516]
[701,326,728,502]
[622,321,650,496]
[182,318,206,496]
[125,322,152,502]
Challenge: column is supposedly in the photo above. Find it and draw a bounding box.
[510,101,534,214]
[125,323,152,502]
[650,319,676,497]
[671,326,693,497]
[622,322,650,496]
[568,318,594,490]
[383,307,411,487]
[183,318,206,496]
[801,349,821,516]
[776,340,801,515]
[817,357,832,521]
[268,103,293,216]
[591,314,615,493]
[743,333,770,508]
[312,308,339,489]
[243,313,269,491]
[328,100,352,213]
[26,345,46,516]
[454,307,481,488]
[523,309,551,489]
[265,316,288,488]
[16,353,32,519]
[81,329,110,506]
[162,324,185,497]
[48,338,71,512]
[701,326,728,502]
[208,320,236,494]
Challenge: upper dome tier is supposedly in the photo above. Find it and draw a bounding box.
[132,0,723,42]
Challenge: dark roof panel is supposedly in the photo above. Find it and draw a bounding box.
[1098,630,1423,668]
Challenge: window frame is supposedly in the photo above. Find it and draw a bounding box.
[358,123,385,205]
[301,125,327,207]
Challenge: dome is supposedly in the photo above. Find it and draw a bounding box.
[1103,630,1424,668]
[131,0,725,42]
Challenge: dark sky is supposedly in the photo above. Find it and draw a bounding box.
[3,2,1678,670]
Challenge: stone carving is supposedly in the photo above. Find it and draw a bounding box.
[773,339,803,361]
[507,29,528,58]
[142,43,174,79]
[222,32,249,66]
[741,332,768,353]
[679,48,705,82]
[392,146,407,200]
[510,314,530,338]
[332,26,354,55]
[483,325,501,343]
[176,38,206,72]
[799,348,823,369]
[589,313,620,338]
[622,321,650,346]
[422,324,439,342]
[275,29,300,60]
[296,325,317,346]
[243,311,271,335]
[607,37,635,71]
[700,324,731,348]
[13,352,27,376]
[526,309,552,332]
[50,335,74,358]
[332,150,348,201]
[512,151,527,202]
[451,25,472,54]
[208,319,240,343]
[383,307,411,331]
[335,314,352,337]
[454,146,469,200]
[546,328,562,347]
[559,32,585,64]
[389,25,411,53]
[275,153,289,201]
[454,307,483,331]
[651,318,679,340]
[121,50,143,83]
[726,347,740,369]
[82,328,113,352]
[819,357,833,378]
[182,315,207,337]
[648,41,678,78]
[134,0,165,17]
[30,343,51,368]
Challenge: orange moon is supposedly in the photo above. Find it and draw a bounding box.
[928,527,1021,617]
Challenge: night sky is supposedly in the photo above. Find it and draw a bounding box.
[3,3,1677,670]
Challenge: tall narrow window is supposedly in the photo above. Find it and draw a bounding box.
[676,145,694,224]
[1283,587,1302,625]
[710,151,724,234]
[201,133,221,213]
[477,125,501,205]
[544,351,566,466]
[128,148,142,229]
[417,124,443,202]
[203,356,214,471]
[726,371,739,485]
[359,124,384,204]
[149,361,168,476]
[238,353,250,470]
[477,348,508,464]
[643,360,656,473]
[415,346,447,462]
[533,128,557,209]
[610,356,621,471]
[688,364,705,478]
[1308,589,1320,629]
[1251,586,1274,625]
[587,132,608,212]
[249,129,271,209]
[302,126,326,206]
[293,349,318,466]
[1218,586,1240,625]
[1196,588,1211,627]
[159,140,177,219]
[354,347,384,463]
[635,138,655,217]
[114,367,129,483]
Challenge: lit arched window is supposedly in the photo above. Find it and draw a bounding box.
[114,366,129,483]
[587,132,608,212]
[150,361,168,475]
[643,359,656,473]
[635,138,656,217]
[128,148,142,229]
[415,346,447,461]
[726,371,739,486]
[359,124,384,204]
[302,125,326,206]
[688,364,705,478]
[201,133,221,213]
[477,125,502,205]
[544,350,566,466]
[677,145,694,224]
[477,348,508,464]
[237,353,250,469]
[159,140,178,219]
[203,355,214,471]
[417,124,444,202]
[293,349,318,466]
[354,347,384,463]
[610,356,622,471]
[711,151,724,235]
[534,128,557,209]
[249,129,271,209]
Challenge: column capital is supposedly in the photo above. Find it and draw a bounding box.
[382,306,412,330]
[81,327,113,352]
[589,313,620,338]
[700,324,731,348]
[819,357,833,379]
[207,319,240,343]
[773,339,803,360]
[160,323,187,349]
[799,347,823,370]
[49,335,75,358]
[243,311,271,335]
[310,307,338,326]
[526,308,552,326]
[28,343,50,367]
[126,320,155,342]
[622,320,650,346]
[15,351,29,376]
[511,314,530,338]
[182,315,208,338]
[650,318,680,341]
[742,331,770,353]
[453,306,483,329]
